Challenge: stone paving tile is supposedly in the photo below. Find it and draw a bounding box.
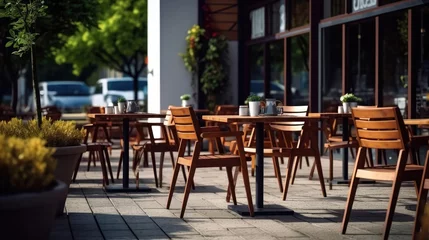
[50,150,418,240]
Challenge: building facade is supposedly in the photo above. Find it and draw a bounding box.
[148,0,429,118]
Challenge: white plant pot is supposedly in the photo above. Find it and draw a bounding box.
[182,100,189,107]
[343,102,350,113]
[249,101,260,117]
[118,102,126,113]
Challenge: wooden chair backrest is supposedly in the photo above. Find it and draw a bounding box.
[170,106,201,141]
[42,106,62,121]
[215,105,239,115]
[351,106,408,150]
[87,106,105,123]
[163,109,179,146]
[270,105,309,132]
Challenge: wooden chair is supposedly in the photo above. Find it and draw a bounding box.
[72,125,114,185]
[125,110,187,188]
[268,106,326,201]
[342,106,423,240]
[207,105,239,154]
[0,105,14,121]
[166,106,254,218]
[413,150,429,239]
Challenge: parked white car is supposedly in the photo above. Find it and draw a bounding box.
[91,77,147,107]
[39,81,92,112]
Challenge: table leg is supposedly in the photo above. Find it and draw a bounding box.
[105,118,150,192]
[228,122,293,216]
[255,122,264,208]
[123,118,129,188]
[342,116,349,180]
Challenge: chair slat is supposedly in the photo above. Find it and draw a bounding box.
[355,120,398,130]
[173,116,194,124]
[352,108,396,119]
[177,132,198,140]
[174,124,196,133]
[360,139,402,149]
[357,129,401,140]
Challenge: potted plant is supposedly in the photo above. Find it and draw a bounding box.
[0,134,68,239]
[0,118,86,216]
[340,93,362,113]
[246,94,262,117]
[117,97,127,113]
[180,94,191,107]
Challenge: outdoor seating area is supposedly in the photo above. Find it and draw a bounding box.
[2,104,429,239]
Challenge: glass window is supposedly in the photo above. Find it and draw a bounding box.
[416,7,429,118]
[289,34,309,105]
[94,83,103,94]
[291,0,309,28]
[380,11,408,117]
[271,0,285,34]
[324,0,346,18]
[322,25,342,112]
[107,80,146,91]
[268,40,285,102]
[347,20,375,106]
[249,44,264,97]
[250,7,265,39]
[47,83,90,96]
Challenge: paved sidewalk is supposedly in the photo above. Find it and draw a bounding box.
[50,149,417,240]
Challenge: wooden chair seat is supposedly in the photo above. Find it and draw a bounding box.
[356,165,422,181]
[244,147,281,155]
[178,155,252,168]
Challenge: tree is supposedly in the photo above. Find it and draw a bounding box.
[0,0,97,112]
[53,0,148,102]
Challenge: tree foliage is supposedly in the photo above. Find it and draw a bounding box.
[53,0,148,101]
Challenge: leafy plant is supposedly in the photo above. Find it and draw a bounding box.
[180,94,191,101]
[340,93,362,103]
[117,97,126,103]
[0,134,56,194]
[0,118,84,147]
[246,93,262,103]
[179,24,205,89]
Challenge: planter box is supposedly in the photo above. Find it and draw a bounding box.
[53,144,86,216]
[0,180,67,240]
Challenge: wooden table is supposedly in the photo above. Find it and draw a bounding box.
[202,114,324,215]
[404,118,429,125]
[87,113,165,192]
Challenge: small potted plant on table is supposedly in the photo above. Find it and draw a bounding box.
[0,134,68,239]
[340,93,362,113]
[180,94,191,107]
[117,97,127,113]
[246,93,262,117]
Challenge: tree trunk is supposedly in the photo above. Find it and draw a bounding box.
[31,45,42,128]
[10,76,18,112]
[133,75,138,101]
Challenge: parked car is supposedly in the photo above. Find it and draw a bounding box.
[39,81,92,113]
[91,77,147,107]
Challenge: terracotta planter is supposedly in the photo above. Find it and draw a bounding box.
[0,180,67,240]
[52,144,86,216]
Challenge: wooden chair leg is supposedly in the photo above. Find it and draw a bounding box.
[282,153,295,201]
[382,176,403,240]
[104,147,114,183]
[180,165,196,218]
[291,156,299,185]
[150,151,158,188]
[313,153,327,197]
[251,155,255,177]
[87,151,93,171]
[240,160,254,217]
[226,166,237,205]
[169,151,175,168]
[329,149,333,190]
[98,150,109,186]
[226,166,240,203]
[280,157,284,164]
[272,157,283,192]
[342,147,367,235]
[159,152,165,188]
[117,150,123,179]
[305,156,310,167]
[309,160,316,180]
[413,188,429,238]
[73,153,83,182]
[143,150,149,167]
[166,163,181,209]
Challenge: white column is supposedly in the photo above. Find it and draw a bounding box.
[147,0,199,114]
